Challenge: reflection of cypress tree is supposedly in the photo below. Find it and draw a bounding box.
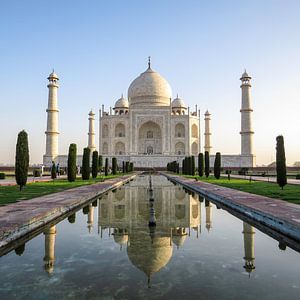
[214,152,221,179]
[67,143,77,182]
[276,135,287,190]
[68,213,76,224]
[198,153,204,177]
[15,243,25,256]
[82,205,89,215]
[92,200,98,207]
[15,130,29,190]
[205,151,210,177]
[92,151,99,178]
[82,147,91,180]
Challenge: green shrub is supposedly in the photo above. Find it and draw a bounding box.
[125,161,129,173]
[92,151,99,178]
[67,143,77,182]
[0,173,5,179]
[15,130,29,190]
[276,135,287,190]
[191,156,195,176]
[296,174,300,180]
[82,147,91,180]
[214,152,221,179]
[198,153,204,177]
[105,158,109,176]
[112,157,117,175]
[98,155,103,173]
[122,161,125,173]
[204,151,210,177]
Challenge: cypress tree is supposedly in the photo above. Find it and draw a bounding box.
[82,147,91,180]
[125,161,129,173]
[98,155,103,173]
[15,130,29,190]
[129,162,134,172]
[191,156,195,176]
[92,151,99,178]
[198,153,204,177]
[205,151,210,178]
[276,135,287,190]
[67,143,77,182]
[105,158,109,176]
[188,156,192,175]
[214,152,221,179]
[51,161,56,180]
[122,161,125,173]
[112,157,117,175]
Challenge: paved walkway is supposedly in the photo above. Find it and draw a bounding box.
[222,174,300,185]
[0,174,136,251]
[0,175,67,186]
[163,173,300,242]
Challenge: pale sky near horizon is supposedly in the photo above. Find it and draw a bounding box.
[0,0,299,166]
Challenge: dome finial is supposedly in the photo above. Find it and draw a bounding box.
[148,56,151,69]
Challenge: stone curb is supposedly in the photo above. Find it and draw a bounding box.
[0,174,137,250]
[162,173,300,243]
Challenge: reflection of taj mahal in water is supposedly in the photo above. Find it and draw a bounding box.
[41,176,256,279]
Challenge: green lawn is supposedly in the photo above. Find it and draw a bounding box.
[182,175,300,204]
[0,174,129,205]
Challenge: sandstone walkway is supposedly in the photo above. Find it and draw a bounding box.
[163,173,300,243]
[0,174,136,251]
[221,174,300,185]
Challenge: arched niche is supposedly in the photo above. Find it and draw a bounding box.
[191,142,198,155]
[138,121,162,154]
[102,124,109,138]
[191,124,198,138]
[175,123,185,137]
[115,141,125,155]
[115,123,125,137]
[103,142,108,154]
[175,142,185,155]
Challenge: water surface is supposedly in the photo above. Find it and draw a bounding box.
[0,175,299,299]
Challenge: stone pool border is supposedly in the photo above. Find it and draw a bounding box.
[161,172,300,243]
[0,173,137,252]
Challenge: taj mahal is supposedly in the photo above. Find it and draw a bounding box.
[43,58,255,168]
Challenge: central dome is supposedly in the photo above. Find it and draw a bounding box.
[128,65,172,107]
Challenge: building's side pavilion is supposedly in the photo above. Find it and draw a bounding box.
[43,61,255,168]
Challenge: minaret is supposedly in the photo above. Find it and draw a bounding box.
[88,110,96,153]
[240,70,254,156]
[242,222,255,275]
[205,200,212,232]
[204,110,212,153]
[87,203,94,233]
[44,71,59,165]
[43,225,56,274]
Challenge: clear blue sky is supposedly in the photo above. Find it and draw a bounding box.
[0,0,299,165]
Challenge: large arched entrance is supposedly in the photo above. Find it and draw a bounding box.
[138,121,162,154]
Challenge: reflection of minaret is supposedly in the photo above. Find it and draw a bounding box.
[205,200,212,232]
[242,222,255,276]
[87,203,94,233]
[43,225,56,274]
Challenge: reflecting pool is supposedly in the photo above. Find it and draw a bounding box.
[0,175,300,299]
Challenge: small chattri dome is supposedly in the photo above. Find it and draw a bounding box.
[114,95,129,109]
[48,70,59,80]
[172,95,186,108]
[241,69,251,79]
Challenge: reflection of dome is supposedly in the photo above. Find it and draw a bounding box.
[128,64,172,107]
[113,234,128,246]
[114,95,129,109]
[172,235,187,248]
[127,235,173,278]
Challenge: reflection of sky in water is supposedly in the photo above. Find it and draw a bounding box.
[0,175,300,299]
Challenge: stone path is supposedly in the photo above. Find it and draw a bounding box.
[0,174,136,250]
[0,175,67,186]
[163,173,300,242]
[222,174,300,185]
